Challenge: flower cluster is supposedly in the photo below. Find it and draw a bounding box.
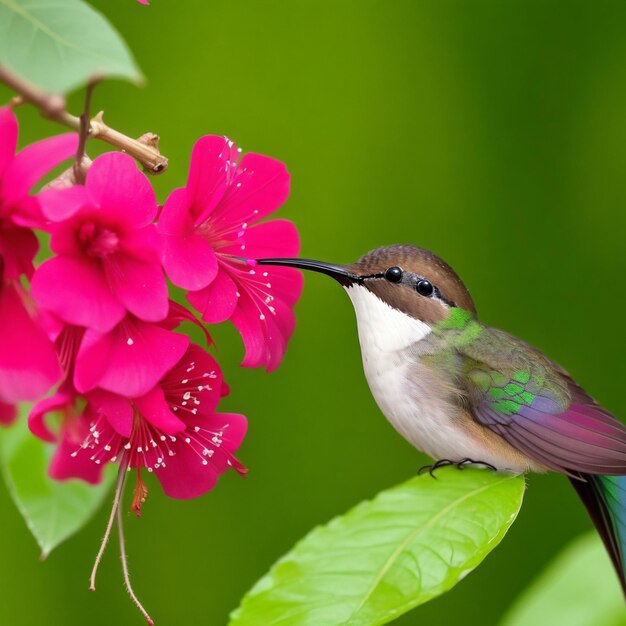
[1,109,302,509]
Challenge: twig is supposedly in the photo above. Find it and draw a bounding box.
[74,79,99,183]
[91,111,168,173]
[0,64,168,175]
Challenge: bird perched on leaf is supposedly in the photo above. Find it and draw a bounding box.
[258,244,626,596]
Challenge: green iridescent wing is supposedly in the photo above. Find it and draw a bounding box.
[443,310,626,596]
[434,309,626,475]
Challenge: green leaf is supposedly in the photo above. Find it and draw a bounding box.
[0,409,115,557]
[230,468,525,626]
[500,532,626,626]
[0,0,143,94]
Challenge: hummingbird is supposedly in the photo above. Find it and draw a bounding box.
[257,244,626,595]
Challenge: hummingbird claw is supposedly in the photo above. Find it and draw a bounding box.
[418,458,498,478]
[418,459,456,478]
[455,458,498,472]
[417,464,434,478]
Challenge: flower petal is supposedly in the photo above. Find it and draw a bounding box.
[120,223,162,262]
[0,226,38,279]
[186,135,237,223]
[161,343,223,416]
[212,153,290,229]
[223,218,300,259]
[230,290,296,371]
[0,107,18,177]
[0,283,60,403]
[3,133,78,201]
[31,256,125,332]
[260,265,305,308]
[217,221,302,370]
[104,252,168,322]
[74,317,189,397]
[49,428,104,485]
[135,386,185,434]
[154,412,247,499]
[157,187,194,236]
[87,389,134,437]
[158,187,220,289]
[38,185,91,222]
[86,152,158,227]
[29,390,74,442]
[161,232,218,291]
[266,300,297,372]
[0,401,16,426]
[161,300,213,347]
[187,268,238,324]
[228,286,268,369]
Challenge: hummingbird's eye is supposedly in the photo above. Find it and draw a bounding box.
[384,266,403,283]
[416,279,434,297]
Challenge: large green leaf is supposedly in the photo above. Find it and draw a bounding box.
[500,532,626,626]
[0,0,143,94]
[230,468,525,626]
[0,409,114,557]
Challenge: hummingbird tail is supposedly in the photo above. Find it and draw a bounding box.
[569,472,626,598]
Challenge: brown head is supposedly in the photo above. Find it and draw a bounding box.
[257,244,476,324]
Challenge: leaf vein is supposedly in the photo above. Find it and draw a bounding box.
[345,474,518,624]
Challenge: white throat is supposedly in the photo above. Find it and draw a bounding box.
[344,284,431,352]
[343,283,530,472]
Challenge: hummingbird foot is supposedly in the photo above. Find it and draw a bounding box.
[418,458,456,478]
[455,457,498,472]
[418,458,498,478]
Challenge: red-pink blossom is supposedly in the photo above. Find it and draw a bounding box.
[0,281,61,404]
[29,387,104,484]
[38,344,246,505]
[0,107,77,276]
[42,301,193,400]
[157,135,302,371]
[73,313,189,397]
[0,401,16,425]
[0,107,77,407]
[32,152,168,333]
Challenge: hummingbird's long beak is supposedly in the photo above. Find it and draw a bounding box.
[256,258,358,285]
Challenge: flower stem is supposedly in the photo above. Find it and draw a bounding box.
[117,497,154,625]
[0,64,168,175]
[74,79,99,183]
[89,456,129,592]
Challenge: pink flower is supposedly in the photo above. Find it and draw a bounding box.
[45,302,192,403]
[29,386,104,484]
[73,313,189,397]
[0,107,77,279]
[157,136,302,371]
[0,401,16,425]
[31,152,168,333]
[0,107,76,407]
[46,344,246,507]
[0,281,61,404]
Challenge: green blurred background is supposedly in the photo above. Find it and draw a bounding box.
[2,1,626,624]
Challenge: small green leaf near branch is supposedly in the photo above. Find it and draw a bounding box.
[0,0,143,94]
[230,468,526,626]
[0,65,168,176]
